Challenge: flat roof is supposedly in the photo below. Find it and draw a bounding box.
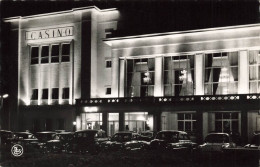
[4,6,117,22]
[104,23,260,43]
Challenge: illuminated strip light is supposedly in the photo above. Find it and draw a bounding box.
[84,107,98,112]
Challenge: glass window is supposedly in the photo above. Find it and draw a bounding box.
[204,51,238,95]
[106,87,111,95]
[215,112,239,133]
[106,60,112,68]
[41,46,49,64]
[31,47,39,64]
[249,50,260,93]
[42,89,48,99]
[62,88,69,99]
[61,43,70,62]
[52,88,59,99]
[125,112,149,132]
[177,113,196,133]
[163,55,194,96]
[51,45,59,63]
[126,58,155,97]
[31,89,38,100]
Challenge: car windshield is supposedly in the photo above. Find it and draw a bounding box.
[111,133,131,142]
[205,134,229,143]
[141,132,153,137]
[54,134,72,141]
[156,132,179,142]
[36,133,55,141]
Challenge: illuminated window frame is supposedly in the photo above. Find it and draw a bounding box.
[177,113,196,133]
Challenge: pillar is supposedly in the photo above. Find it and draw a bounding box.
[196,110,204,144]
[154,57,163,96]
[119,59,125,97]
[241,110,248,145]
[195,53,204,95]
[153,112,161,132]
[111,56,119,97]
[119,112,125,131]
[238,50,249,94]
[102,112,108,134]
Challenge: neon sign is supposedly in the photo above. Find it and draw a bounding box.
[26,26,73,40]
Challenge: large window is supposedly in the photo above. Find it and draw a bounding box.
[164,55,194,96]
[204,52,238,95]
[30,43,71,65]
[62,88,69,99]
[81,113,102,130]
[215,112,239,133]
[177,113,196,133]
[31,47,39,64]
[125,112,149,132]
[126,58,155,97]
[31,89,38,100]
[249,50,260,93]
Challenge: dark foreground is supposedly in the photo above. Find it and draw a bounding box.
[0,149,259,167]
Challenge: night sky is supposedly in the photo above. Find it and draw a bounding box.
[0,0,259,94]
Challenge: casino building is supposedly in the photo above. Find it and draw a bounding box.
[3,5,260,143]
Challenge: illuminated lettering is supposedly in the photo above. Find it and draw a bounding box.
[26,27,73,40]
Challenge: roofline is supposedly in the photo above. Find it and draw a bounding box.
[104,23,260,43]
[4,6,117,22]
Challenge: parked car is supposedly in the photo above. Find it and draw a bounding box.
[65,130,98,154]
[140,131,156,141]
[150,130,197,151]
[34,131,56,153]
[199,133,236,152]
[11,132,38,146]
[0,130,12,146]
[45,132,74,153]
[100,131,150,151]
[244,132,260,149]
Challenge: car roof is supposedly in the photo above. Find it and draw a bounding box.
[0,130,12,133]
[158,130,187,134]
[36,131,56,134]
[14,132,34,135]
[75,130,98,133]
[207,132,230,136]
[56,132,74,135]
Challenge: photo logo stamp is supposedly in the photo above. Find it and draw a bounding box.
[11,144,24,157]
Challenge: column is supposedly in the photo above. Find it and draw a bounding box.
[102,112,108,135]
[238,51,249,94]
[196,111,204,144]
[241,110,248,145]
[195,53,204,95]
[111,56,119,97]
[119,112,125,131]
[153,112,161,132]
[154,57,163,96]
[119,59,125,97]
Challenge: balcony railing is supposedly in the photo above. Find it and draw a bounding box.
[76,94,259,105]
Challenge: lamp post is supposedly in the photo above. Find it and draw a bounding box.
[0,94,8,130]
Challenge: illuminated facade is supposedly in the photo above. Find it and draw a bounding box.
[3,5,260,144]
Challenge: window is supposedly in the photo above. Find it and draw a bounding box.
[177,113,196,133]
[51,45,59,63]
[126,58,155,97]
[215,112,239,133]
[62,88,69,99]
[164,55,194,96]
[106,87,111,95]
[52,88,59,99]
[41,46,49,64]
[42,89,48,99]
[106,60,112,68]
[61,44,70,62]
[249,50,260,93]
[31,47,39,64]
[31,89,38,100]
[204,52,238,95]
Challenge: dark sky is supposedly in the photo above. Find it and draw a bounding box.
[1,0,259,36]
[0,0,259,94]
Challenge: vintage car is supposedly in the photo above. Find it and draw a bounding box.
[34,131,56,152]
[65,130,98,154]
[11,132,38,145]
[150,130,197,151]
[244,132,260,149]
[199,133,236,152]
[100,131,150,151]
[45,132,74,153]
[140,131,156,141]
